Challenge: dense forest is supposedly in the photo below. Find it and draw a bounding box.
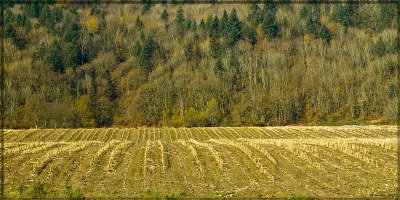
[2,2,398,128]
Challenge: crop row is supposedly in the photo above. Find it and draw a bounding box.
[4,126,396,143]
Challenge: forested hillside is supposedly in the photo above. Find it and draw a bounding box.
[3,2,398,128]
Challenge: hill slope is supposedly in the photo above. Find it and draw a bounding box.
[3,3,398,128]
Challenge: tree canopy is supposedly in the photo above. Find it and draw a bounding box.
[3,4,397,128]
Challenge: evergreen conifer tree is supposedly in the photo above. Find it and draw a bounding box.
[175,6,185,36]
[47,40,65,73]
[374,37,386,57]
[262,13,279,38]
[227,8,243,47]
[161,9,169,22]
[318,25,331,44]
[214,58,224,75]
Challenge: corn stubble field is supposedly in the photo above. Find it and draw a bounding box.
[4,126,398,198]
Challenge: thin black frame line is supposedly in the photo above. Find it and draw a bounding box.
[397,2,400,200]
[0,1,399,199]
[0,0,5,197]
[2,0,399,4]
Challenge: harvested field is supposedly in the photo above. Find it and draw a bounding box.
[4,126,397,198]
